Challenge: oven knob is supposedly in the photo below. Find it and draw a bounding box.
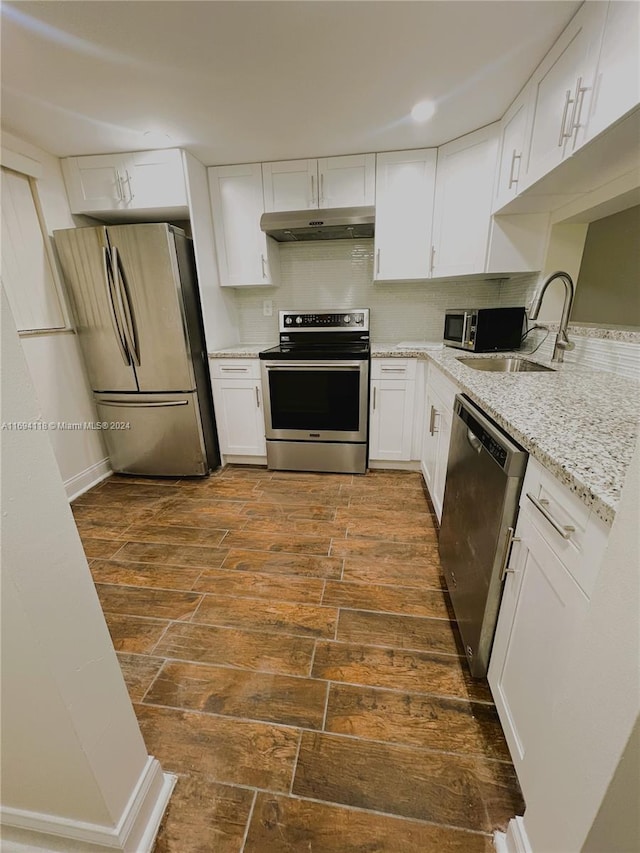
[285,316,292,325]
[344,315,351,324]
[354,314,363,324]
[295,315,303,325]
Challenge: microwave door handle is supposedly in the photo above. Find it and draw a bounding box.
[461,312,470,348]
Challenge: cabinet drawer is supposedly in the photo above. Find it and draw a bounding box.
[210,359,261,380]
[519,458,608,597]
[427,363,459,412]
[371,359,417,380]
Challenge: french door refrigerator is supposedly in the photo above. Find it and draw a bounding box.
[54,223,219,476]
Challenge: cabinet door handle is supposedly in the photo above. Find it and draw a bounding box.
[115,170,125,201]
[319,172,325,205]
[310,173,316,206]
[376,248,381,275]
[558,88,575,146]
[499,526,520,581]
[570,76,588,141]
[430,245,435,274]
[255,386,260,408]
[429,404,439,435]
[261,254,267,279]
[526,493,575,539]
[372,386,377,410]
[124,169,135,202]
[508,150,521,189]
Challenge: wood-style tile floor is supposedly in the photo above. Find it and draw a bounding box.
[73,467,524,852]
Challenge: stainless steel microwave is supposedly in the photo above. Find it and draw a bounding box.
[443,307,525,352]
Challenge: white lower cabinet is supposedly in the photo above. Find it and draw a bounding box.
[488,458,609,801]
[210,360,266,458]
[369,360,416,462]
[420,363,458,521]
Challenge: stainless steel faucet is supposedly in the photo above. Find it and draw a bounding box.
[528,270,575,362]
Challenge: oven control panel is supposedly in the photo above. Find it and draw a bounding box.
[279,309,369,331]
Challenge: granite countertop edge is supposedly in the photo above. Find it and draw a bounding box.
[378,346,638,527]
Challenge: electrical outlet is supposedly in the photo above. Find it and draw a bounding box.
[263,299,273,317]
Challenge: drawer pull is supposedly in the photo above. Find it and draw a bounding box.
[499,526,520,581]
[380,367,406,373]
[527,493,575,540]
[220,367,250,372]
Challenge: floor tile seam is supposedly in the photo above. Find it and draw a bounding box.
[338,605,454,624]
[137,697,516,766]
[308,639,319,677]
[331,635,465,658]
[97,531,231,548]
[192,565,328,590]
[146,619,175,657]
[137,654,330,685]
[340,577,446,592]
[272,791,496,837]
[149,615,322,644]
[239,789,258,853]
[137,656,170,704]
[192,590,341,615]
[308,673,496,707]
[288,731,304,796]
[115,537,234,555]
[320,680,331,732]
[185,616,337,641]
[214,543,334,558]
[324,601,452,622]
[95,579,208,598]
[324,576,448,596]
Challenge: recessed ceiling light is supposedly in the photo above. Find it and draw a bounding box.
[411,100,436,124]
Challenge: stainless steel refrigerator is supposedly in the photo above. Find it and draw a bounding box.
[54,223,219,476]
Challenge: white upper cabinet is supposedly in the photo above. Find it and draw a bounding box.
[584,1,640,143]
[261,159,318,211]
[493,84,532,211]
[61,149,187,215]
[262,154,375,212]
[431,124,500,278]
[520,2,608,189]
[208,163,279,287]
[373,149,437,282]
[316,154,375,208]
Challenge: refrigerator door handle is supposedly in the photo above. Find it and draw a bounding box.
[98,399,188,408]
[102,246,131,366]
[112,247,141,366]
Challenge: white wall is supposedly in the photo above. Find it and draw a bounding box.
[0,289,171,851]
[1,130,109,497]
[521,439,640,852]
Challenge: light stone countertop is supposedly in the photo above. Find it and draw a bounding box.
[207,341,639,524]
[377,344,640,526]
[208,344,273,358]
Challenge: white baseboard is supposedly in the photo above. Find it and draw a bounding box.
[368,460,421,471]
[65,457,111,502]
[0,757,176,853]
[221,454,268,467]
[494,817,532,853]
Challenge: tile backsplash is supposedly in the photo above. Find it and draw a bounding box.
[232,240,539,343]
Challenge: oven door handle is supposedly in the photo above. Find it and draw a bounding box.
[262,361,363,370]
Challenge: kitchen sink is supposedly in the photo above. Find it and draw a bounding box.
[457,357,555,373]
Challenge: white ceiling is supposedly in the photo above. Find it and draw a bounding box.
[1,1,582,166]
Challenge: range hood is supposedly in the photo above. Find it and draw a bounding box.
[260,206,375,242]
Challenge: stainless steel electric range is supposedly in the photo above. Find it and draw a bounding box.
[259,309,370,474]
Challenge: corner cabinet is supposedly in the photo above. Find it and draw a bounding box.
[430,124,500,278]
[61,149,188,216]
[209,359,266,458]
[420,362,459,521]
[208,164,280,287]
[488,458,609,801]
[262,154,375,212]
[369,359,416,462]
[373,149,437,282]
[519,2,608,190]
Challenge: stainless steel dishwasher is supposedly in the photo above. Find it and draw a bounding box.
[439,394,528,678]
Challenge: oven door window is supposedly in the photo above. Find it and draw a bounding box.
[269,368,361,431]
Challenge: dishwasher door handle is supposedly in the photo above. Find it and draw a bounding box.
[466,429,483,454]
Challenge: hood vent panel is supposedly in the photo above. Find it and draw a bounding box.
[260,206,375,242]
